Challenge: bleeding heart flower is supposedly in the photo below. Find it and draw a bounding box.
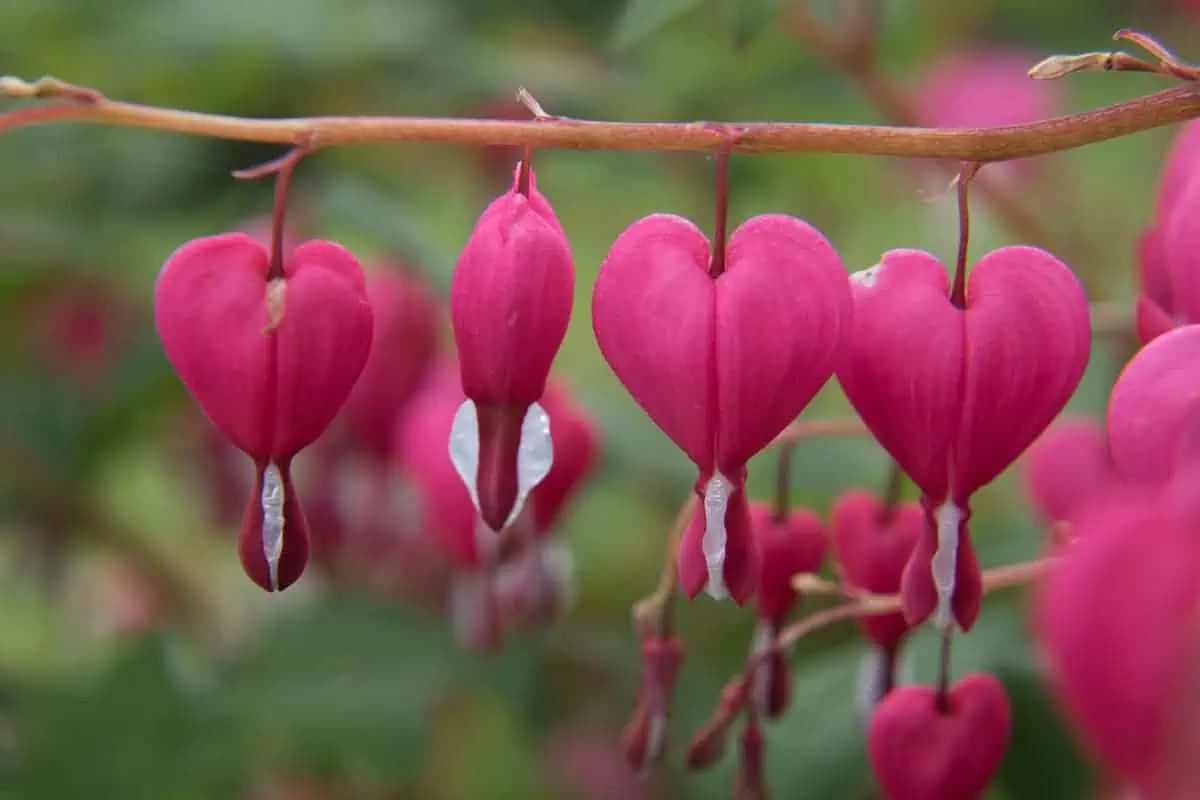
[449,162,573,534]
[593,213,851,603]
[529,381,601,534]
[155,233,373,591]
[836,246,1090,630]
[830,488,924,655]
[1022,416,1115,524]
[1037,470,1200,799]
[1107,324,1200,485]
[342,267,439,458]
[745,501,827,718]
[868,673,1012,800]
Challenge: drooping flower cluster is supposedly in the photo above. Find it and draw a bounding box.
[146,102,1200,799]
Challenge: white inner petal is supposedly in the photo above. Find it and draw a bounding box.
[850,263,882,287]
[448,400,555,530]
[855,645,891,723]
[449,399,482,511]
[261,462,285,591]
[750,619,774,716]
[702,471,733,600]
[932,498,965,631]
[511,401,553,527]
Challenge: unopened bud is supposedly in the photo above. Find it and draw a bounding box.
[734,722,768,800]
[685,718,733,770]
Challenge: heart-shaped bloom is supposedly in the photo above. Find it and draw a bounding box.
[746,501,827,718]
[593,213,851,603]
[868,672,1012,800]
[837,247,1090,630]
[831,488,924,654]
[449,163,573,534]
[342,267,439,458]
[155,233,373,591]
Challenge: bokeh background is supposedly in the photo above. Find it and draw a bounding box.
[0,0,1194,797]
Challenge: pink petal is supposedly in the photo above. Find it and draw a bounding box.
[1022,416,1114,524]
[1107,324,1200,484]
[677,478,758,604]
[954,246,1091,500]
[899,516,982,631]
[155,234,277,459]
[592,214,716,468]
[1036,482,1200,791]
[868,673,1012,800]
[272,240,375,460]
[830,489,924,652]
[1161,177,1200,326]
[748,501,829,622]
[836,250,965,501]
[451,177,574,407]
[714,214,851,468]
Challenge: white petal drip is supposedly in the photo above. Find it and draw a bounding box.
[702,472,734,600]
[449,399,482,510]
[448,400,555,531]
[750,619,774,716]
[645,711,667,771]
[261,462,285,591]
[512,401,553,527]
[932,499,965,631]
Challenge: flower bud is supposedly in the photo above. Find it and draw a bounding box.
[449,163,573,532]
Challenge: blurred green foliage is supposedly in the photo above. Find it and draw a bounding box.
[0,0,1194,796]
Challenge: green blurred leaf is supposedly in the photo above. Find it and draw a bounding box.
[610,0,705,51]
[4,637,239,799]
[217,592,457,782]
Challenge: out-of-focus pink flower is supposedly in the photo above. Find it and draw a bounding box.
[546,726,662,800]
[1037,467,1200,799]
[1135,121,1200,342]
[914,48,1060,184]
[25,284,133,384]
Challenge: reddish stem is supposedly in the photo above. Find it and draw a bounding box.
[709,136,734,277]
[949,164,978,309]
[517,146,532,197]
[234,140,311,280]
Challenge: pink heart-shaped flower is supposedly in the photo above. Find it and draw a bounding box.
[838,246,1089,505]
[155,233,373,591]
[1108,324,1200,485]
[747,501,828,623]
[830,488,924,653]
[593,213,850,601]
[155,233,373,463]
[868,673,1012,800]
[837,246,1088,628]
[593,213,850,473]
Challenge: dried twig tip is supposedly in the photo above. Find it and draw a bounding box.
[515,87,551,120]
[1029,53,1113,80]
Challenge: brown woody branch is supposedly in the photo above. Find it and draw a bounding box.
[1,74,1199,161]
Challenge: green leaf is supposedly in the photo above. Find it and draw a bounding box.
[610,0,705,52]
[5,637,240,799]
[216,592,458,782]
